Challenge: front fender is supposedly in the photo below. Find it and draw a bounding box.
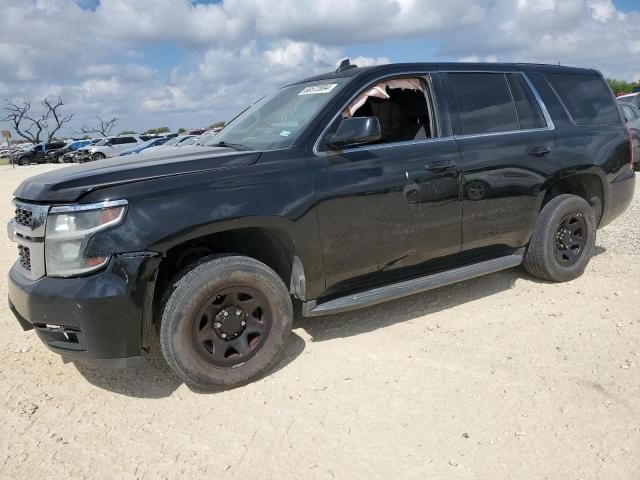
[82,152,325,298]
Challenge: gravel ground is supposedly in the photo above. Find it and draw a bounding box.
[0,164,639,480]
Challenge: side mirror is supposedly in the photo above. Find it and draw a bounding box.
[325,116,381,149]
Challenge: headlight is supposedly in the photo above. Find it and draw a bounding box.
[45,200,128,277]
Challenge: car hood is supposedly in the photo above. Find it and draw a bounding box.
[13,146,261,202]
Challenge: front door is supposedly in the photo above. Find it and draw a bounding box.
[311,74,463,297]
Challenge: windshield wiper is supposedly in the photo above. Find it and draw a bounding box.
[211,141,251,151]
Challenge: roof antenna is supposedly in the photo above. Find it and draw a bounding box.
[335,58,358,73]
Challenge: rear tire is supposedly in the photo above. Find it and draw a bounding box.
[524,194,596,282]
[92,152,106,161]
[160,255,293,390]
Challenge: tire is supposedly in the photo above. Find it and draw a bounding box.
[524,194,596,282]
[92,152,106,161]
[57,154,65,164]
[160,255,293,390]
[18,157,29,166]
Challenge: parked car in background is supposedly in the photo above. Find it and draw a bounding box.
[74,135,145,162]
[176,136,200,147]
[618,92,640,108]
[142,134,196,154]
[620,102,640,170]
[10,142,66,166]
[186,128,207,135]
[45,139,93,163]
[194,130,219,146]
[119,137,170,156]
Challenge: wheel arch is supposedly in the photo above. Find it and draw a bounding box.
[540,170,607,225]
[151,220,310,327]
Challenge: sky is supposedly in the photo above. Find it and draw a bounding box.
[0,0,639,138]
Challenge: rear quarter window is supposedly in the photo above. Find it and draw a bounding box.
[546,73,621,126]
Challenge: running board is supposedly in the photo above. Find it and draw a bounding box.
[303,250,525,317]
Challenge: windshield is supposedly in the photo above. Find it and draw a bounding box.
[139,139,157,148]
[180,136,199,146]
[195,132,217,145]
[95,138,110,146]
[163,136,181,147]
[70,141,88,150]
[208,78,349,151]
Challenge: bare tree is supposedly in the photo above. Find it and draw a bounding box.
[1,97,74,143]
[43,97,74,142]
[77,116,118,137]
[2,100,46,144]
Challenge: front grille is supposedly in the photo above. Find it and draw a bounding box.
[18,245,31,271]
[15,206,33,227]
[10,201,48,280]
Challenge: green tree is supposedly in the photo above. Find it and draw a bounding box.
[144,126,171,135]
[607,78,640,96]
[177,128,186,134]
[209,121,225,129]
[118,130,137,135]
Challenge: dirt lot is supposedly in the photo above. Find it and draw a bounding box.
[0,164,639,480]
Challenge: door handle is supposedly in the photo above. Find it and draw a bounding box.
[424,160,455,172]
[527,145,551,157]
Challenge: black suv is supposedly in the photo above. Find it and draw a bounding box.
[11,142,67,166]
[7,62,635,389]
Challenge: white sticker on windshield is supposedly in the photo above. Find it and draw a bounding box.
[279,130,292,137]
[298,84,338,96]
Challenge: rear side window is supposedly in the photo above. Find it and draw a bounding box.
[449,73,519,135]
[506,74,547,130]
[546,74,621,125]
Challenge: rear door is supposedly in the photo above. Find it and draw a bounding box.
[444,71,555,255]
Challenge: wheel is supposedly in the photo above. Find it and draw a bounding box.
[18,157,29,166]
[92,152,106,161]
[57,154,65,164]
[523,194,596,282]
[160,255,293,390]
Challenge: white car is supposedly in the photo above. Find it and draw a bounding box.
[617,92,640,108]
[74,135,145,162]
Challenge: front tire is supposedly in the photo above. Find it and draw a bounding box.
[92,152,106,161]
[524,194,596,282]
[18,157,29,166]
[160,255,293,390]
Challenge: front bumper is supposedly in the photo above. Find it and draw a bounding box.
[8,254,161,367]
[74,151,91,162]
